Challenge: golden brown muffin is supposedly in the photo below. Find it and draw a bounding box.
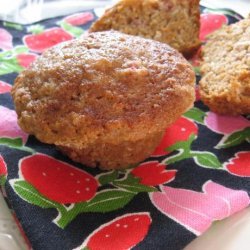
[12,31,195,169]
[200,17,250,115]
[90,0,201,57]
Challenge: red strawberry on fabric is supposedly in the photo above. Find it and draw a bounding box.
[195,85,200,101]
[16,53,38,68]
[152,117,198,156]
[0,28,13,50]
[131,161,176,186]
[0,81,12,94]
[0,155,7,186]
[189,46,203,67]
[24,27,73,53]
[200,13,228,41]
[20,154,98,204]
[0,155,7,177]
[225,152,250,177]
[64,12,94,26]
[76,213,151,250]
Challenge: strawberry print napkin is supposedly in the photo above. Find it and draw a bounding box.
[0,6,249,250]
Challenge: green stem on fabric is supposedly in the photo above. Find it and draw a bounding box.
[164,150,192,165]
[0,176,6,186]
[0,46,28,60]
[3,21,23,31]
[163,134,196,165]
[0,138,36,154]
[16,146,36,154]
[163,133,222,169]
[0,50,13,59]
[55,203,84,229]
[59,21,84,37]
[55,187,138,228]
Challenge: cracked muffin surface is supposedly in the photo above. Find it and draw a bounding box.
[12,31,195,169]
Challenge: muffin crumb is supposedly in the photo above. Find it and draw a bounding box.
[200,17,250,115]
[90,0,200,57]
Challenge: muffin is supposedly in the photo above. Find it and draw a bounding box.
[200,17,250,115]
[12,31,195,169]
[90,0,201,57]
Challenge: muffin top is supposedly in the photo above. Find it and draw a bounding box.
[12,31,195,147]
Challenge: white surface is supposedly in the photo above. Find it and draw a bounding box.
[1,190,250,250]
[0,0,249,24]
[0,0,116,24]
[185,207,250,250]
[0,193,28,250]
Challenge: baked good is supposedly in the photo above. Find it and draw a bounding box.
[200,17,250,115]
[89,0,200,57]
[12,31,195,169]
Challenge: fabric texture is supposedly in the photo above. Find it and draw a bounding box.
[0,6,249,250]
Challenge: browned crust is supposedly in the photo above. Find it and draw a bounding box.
[59,131,164,170]
[200,70,250,115]
[200,18,250,115]
[90,0,201,57]
[12,31,195,169]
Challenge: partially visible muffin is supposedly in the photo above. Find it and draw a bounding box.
[200,17,250,115]
[90,0,200,57]
[12,31,195,169]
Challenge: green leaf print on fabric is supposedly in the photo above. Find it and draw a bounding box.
[10,154,173,229]
[81,190,135,212]
[193,152,222,169]
[113,174,157,193]
[11,180,60,208]
[0,46,31,75]
[27,24,45,34]
[0,58,23,75]
[184,107,206,125]
[59,21,84,38]
[98,171,119,185]
[55,190,135,228]
[3,22,23,31]
[0,138,35,153]
[216,128,250,149]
